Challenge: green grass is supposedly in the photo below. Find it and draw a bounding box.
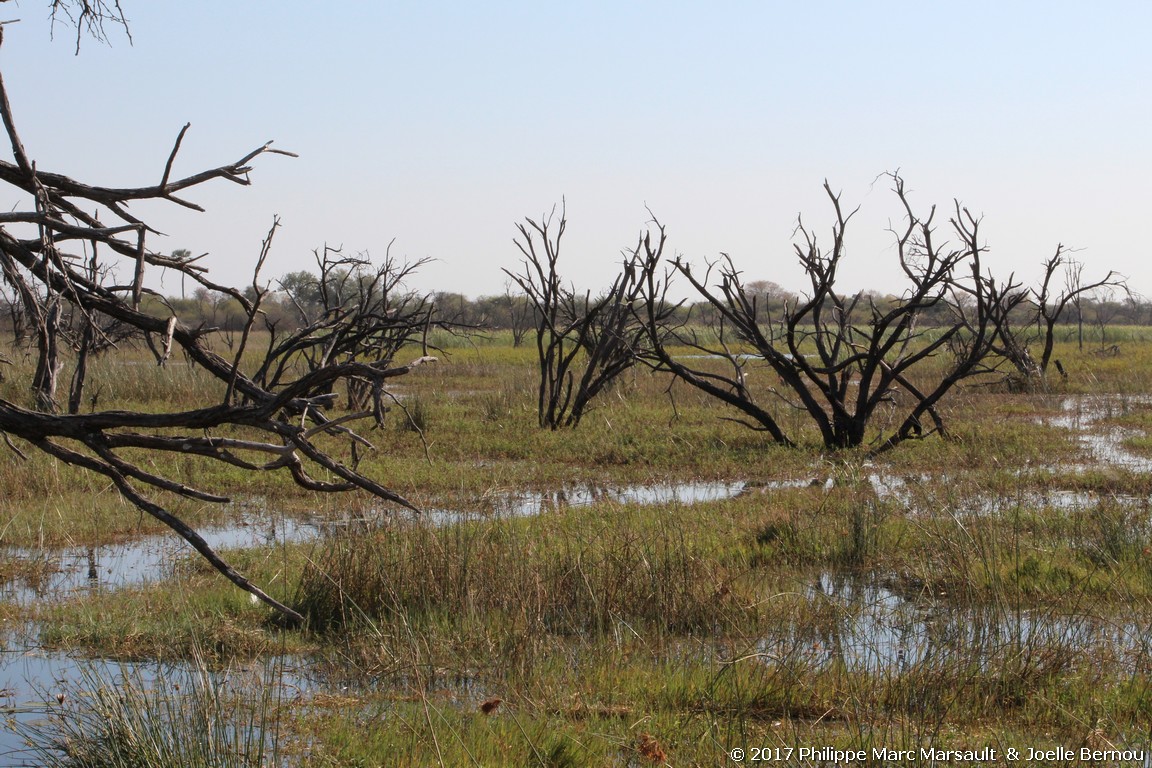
[8,333,1152,763]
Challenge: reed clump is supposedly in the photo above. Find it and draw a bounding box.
[12,653,283,768]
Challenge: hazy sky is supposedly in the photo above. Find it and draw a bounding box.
[2,1,1149,300]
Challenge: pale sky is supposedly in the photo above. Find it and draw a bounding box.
[2,1,1149,300]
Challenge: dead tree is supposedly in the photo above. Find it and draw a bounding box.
[1090,285,1125,350]
[638,174,1020,451]
[0,38,435,623]
[505,205,672,429]
[1033,250,1122,372]
[267,244,440,414]
[42,0,131,52]
[0,278,24,342]
[500,280,534,347]
[990,246,1123,385]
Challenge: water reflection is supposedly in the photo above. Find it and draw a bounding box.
[1048,394,1152,473]
[757,572,1152,675]
[416,480,747,525]
[0,514,314,603]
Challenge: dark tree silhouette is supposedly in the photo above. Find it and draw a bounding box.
[990,247,1123,385]
[505,205,674,429]
[637,174,1027,451]
[0,30,433,622]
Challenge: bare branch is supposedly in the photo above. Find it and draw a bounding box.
[0,42,434,621]
[506,204,672,429]
[639,173,1038,451]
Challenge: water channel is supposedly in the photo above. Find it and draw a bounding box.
[2,394,1149,762]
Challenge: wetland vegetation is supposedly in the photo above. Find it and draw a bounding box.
[3,2,1149,765]
[3,329,1152,765]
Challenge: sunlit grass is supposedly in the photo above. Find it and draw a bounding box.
[7,331,1152,763]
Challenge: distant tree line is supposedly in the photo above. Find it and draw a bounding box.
[0,266,1141,342]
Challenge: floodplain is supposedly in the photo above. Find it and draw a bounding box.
[2,330,1152,766]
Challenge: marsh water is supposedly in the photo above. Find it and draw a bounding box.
[2,394,1150,763]
[2,481,748,602]
[0,479,758,763]
[780,572,1152,674]
[0,630,318,767]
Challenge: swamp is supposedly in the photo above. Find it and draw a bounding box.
[4,0,1151,764]
[3,329,1152,766]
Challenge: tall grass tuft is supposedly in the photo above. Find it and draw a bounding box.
[293,509,748,640]
[13,653,283,768]
[401,394,431,433]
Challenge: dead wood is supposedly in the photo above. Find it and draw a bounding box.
[0,35,435,623]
